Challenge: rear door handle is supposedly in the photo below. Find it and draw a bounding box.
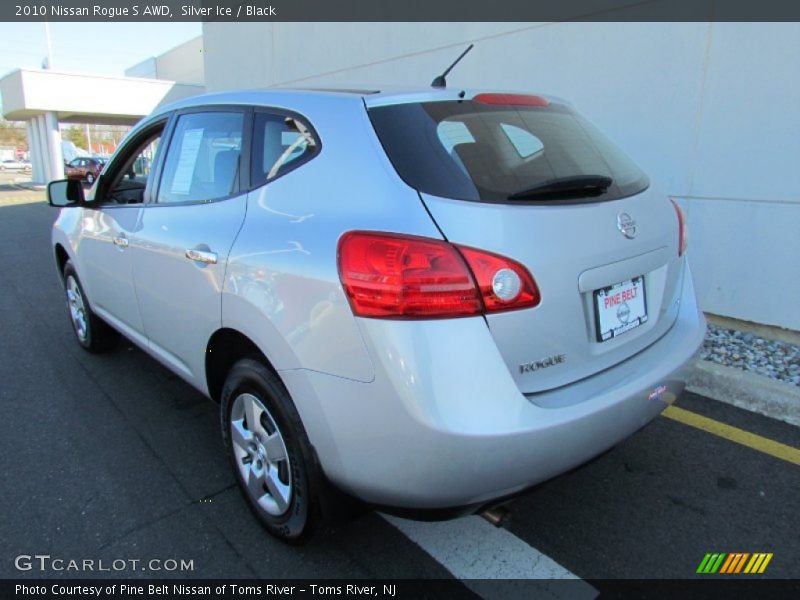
[185,248,218,264]
[113,236,129,248]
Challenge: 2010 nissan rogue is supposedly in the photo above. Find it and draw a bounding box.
[48,87,706,541]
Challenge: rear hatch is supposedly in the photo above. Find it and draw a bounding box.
[368,92,685,395]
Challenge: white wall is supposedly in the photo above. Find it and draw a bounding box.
[202,22,800,330]
[156,37,204,86]
[125,37,205,86]
[124,56,158,79]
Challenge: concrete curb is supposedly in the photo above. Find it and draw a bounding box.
[687,359,800,427]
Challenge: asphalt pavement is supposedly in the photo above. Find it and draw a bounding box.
[1,191,797,587]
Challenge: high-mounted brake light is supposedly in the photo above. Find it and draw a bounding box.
[473,93,549,107]
[670,199,688,256]
[338,232,540,319]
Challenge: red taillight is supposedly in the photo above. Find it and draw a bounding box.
[473,93,549,107]
[338,232,482,318]
[456,245,540,312]
[338,232,540,319]
[670,199,687,256]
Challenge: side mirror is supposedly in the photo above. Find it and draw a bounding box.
[47,179,85,207]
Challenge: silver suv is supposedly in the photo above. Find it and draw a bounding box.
[48,88,705,541]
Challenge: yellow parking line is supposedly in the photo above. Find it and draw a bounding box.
[662,405,800,466]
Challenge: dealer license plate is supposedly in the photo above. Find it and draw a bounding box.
[594,276,647,342]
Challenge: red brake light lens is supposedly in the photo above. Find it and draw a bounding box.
[670,199,687,256]
[473,93,549,107]
[456,245,541,312]
[338,232,540,319]
[338,232,482,318]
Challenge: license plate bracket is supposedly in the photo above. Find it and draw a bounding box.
[593,276,648,342]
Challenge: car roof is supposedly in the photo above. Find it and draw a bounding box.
[153,86,567,116]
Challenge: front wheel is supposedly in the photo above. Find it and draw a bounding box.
[86,172,95,184]
[62,261,118,352]
[221,359,320,543]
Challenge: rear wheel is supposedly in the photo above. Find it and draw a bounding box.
[221,359,320,543]
[86,172,95,184]
[62,261,118,352]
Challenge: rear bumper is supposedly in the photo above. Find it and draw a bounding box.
[281,266,706,509]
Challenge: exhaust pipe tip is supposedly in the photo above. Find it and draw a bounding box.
[481,505,510,527]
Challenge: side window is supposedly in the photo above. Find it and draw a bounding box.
[126,137,160,183]
[157,111,244,204]
[251,112,318,187]
[103,130,163,205]
[129,137,159,181]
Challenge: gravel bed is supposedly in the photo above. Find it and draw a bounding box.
[700,323,800,386]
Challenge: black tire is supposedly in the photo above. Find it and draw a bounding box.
[86,172,95,184]
[62,261,119,353]
[221,358,321,543]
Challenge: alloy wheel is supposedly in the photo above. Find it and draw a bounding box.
[65,276,88,342]
[230,392,292,516]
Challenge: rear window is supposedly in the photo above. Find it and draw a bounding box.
[368,99,648,203]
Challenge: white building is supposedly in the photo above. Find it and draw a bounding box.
[200,22,799,332]
[0,40,204,183]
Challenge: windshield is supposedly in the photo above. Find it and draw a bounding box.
[368,99,649,203]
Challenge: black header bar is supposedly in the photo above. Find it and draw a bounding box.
[3,0,800,22]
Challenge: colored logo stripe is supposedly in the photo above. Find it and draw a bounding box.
[744,553,773,574]
[697,552,773,574]
[697,553,726,573]
[720,553,749,573]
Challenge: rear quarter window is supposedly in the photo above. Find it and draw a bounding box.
[250,112,319,187]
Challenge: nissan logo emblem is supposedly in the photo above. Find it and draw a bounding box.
[617,213,636,239]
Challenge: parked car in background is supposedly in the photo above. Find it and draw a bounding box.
[65,156,105,184]
[0,158,31,172]
[47,88,705,542]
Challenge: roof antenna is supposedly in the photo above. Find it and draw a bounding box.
[431,44,474,88]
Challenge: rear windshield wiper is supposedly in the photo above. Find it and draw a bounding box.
[508,175,613,201]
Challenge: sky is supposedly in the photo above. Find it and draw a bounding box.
[0,22,202,78]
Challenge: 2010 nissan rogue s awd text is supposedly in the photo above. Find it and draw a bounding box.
[48,87,706,541]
